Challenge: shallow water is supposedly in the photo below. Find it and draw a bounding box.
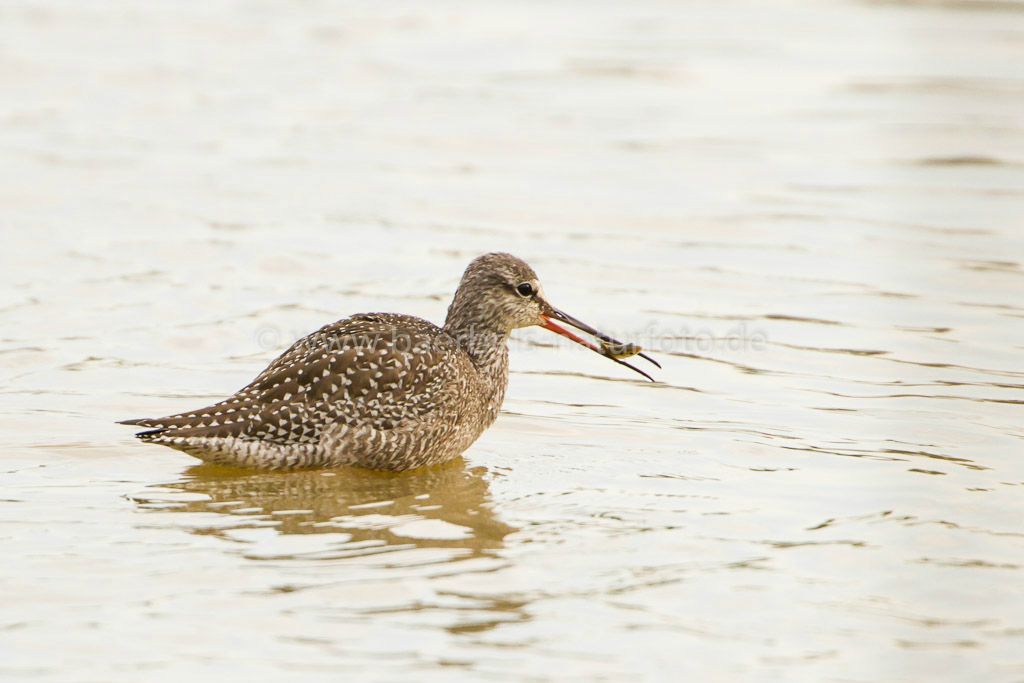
[2,0,1023,680]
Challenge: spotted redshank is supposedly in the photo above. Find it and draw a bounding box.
[120,253,658,470]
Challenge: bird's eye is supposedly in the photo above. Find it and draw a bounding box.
[516,282,535,297]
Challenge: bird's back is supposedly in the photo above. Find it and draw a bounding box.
[122,313,495,469]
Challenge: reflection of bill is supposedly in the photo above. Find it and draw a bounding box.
[135,459,514,557]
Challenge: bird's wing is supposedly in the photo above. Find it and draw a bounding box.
[121,314,467,445]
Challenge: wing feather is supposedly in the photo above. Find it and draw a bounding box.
[123,314,464,447]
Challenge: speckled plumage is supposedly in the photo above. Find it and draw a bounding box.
[122,253,536,471]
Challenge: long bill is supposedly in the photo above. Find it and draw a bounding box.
[539,303,660,382]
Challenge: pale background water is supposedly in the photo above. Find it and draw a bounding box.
[1,1,1023,681]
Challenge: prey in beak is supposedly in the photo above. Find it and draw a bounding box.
[538,301,660,382]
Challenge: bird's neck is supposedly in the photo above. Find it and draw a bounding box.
[443,293,512,392]
[453,326,508,428]
[443,318,510,373]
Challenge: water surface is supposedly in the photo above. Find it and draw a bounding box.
[2,0,1023,680]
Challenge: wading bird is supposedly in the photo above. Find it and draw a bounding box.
[121,253,658,470]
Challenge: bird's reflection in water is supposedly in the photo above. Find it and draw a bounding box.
[137,458,515,561]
